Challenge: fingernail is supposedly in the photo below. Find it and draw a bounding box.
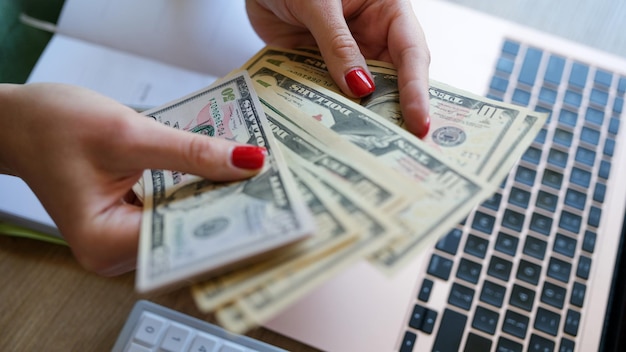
[231,146,266,170]
[345,68,375,97]
[417,115,431,139]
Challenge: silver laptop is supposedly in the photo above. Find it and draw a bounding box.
[3,0,626,351]
[263,1,626,351]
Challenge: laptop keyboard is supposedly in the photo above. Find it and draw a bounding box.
[400,39,626,352]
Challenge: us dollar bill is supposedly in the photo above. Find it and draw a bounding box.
[244,46,547,180]
[215,159,404,332]
[191,164,361,313]
[136,72,315,293]
[250,67,493,273]
[262,99,418,214]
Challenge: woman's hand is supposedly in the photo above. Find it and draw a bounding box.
[246,0,431,138]
[0,83,265,276]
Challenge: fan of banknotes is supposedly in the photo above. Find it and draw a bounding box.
[133,46,547,333]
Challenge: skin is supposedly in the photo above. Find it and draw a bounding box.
[0,0,430,276]
[0,83,263,276]
[246,0,431,137]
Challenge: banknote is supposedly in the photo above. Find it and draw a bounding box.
[191,163,362,313]
[135,72,315,293]
[262,99,418,213]
[250,69,494,273]
[215,159,404,332]
[245,46,547,180]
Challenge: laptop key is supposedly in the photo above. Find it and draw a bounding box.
[509,187,531,208]
[575,146,596,167]
[464,234,489,259]
[510,284,535,312]
[580,126,600,145]
[604,138,616,157]
[594,182,606,203]
[564,309,581,336]
[502,209,525,232]
[432,309,467,352]
[558,109,578,127]
[530,212,553,236]
[515,165,537,186]
[481,192,502,211]
[529,333,555,352]
[427,254,453,281]
[544,55,565,85]
[536,190,558,212]
[471,211,496,234]
[517,259,541,285]
[495,232,519,257]
[582,230,597,253]
[518,47,543,86]
[585,107,604,126]
[559,210,582,234]
[548,148,568,168]
[576,256,592,279]
[553,128,573,147]
[435,228,463,255]
[497,336,523,352]
[418,278,433,302]
[472,306,500,335]
[534,307,560,336]
[568,62,589,89]
[464,333,492,352]
[456,258,482,284]
[448,282,475,311]
[608,117,620,135]
[560,338,576,352]
[553,233,577,258]
[547,257,572,283]
[542,169,564,189]
[541,281,567,309]
[399,331,417,352]
[524,236,547,260]
[480,280,506,308]
[588,206,601,228]
[564,188,586,210]
[502,309,529,339]
[488,256,513,281]
[570,282,586,307]
[598,160,611,179]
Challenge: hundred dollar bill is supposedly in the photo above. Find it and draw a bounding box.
[250,66,494,273]
[136,72,315,293]
[245,47,547,180]
[215,160,404,333]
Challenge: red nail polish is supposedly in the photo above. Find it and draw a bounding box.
[418,115,431,139]
[231,146,266,170]
[345,68,375,97]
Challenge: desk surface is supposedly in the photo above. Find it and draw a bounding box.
[0,236,320,351]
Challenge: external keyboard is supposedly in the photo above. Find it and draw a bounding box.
[112,300,286,352]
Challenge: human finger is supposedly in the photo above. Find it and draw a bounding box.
[294,0,376,98]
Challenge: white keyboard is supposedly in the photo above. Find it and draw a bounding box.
[112,300,287,352]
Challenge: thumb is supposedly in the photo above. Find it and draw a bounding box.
[128,118,267,182]
[297,1,375,98]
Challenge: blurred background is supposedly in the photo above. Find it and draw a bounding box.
[2,0,626,83]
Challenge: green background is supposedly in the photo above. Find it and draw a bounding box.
[0,0,65,83]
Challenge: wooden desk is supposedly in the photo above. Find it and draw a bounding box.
[0,236,320,351]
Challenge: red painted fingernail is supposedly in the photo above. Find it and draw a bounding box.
[418,115,431,139]
[345,68,375,97]
[231,146,266,170]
